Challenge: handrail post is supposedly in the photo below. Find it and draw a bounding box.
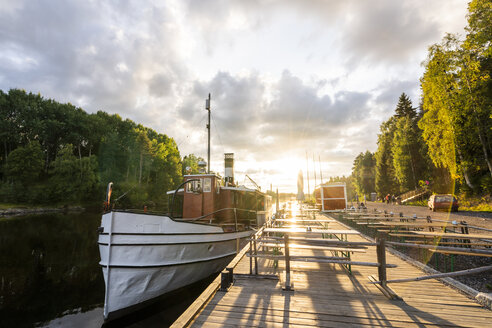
[249,238,253,274]
[283,234,293,291]
[253,234,258,275]
[376,237,387,287]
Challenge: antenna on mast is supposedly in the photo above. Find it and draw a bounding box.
[205,93,211,174]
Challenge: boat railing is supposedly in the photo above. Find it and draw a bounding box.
[176,207,257,232]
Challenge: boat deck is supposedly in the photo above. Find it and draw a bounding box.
[172,213,492,327]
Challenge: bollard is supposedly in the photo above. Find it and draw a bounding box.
[220,271,231,291]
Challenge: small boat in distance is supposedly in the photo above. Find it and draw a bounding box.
[98,153,272,320]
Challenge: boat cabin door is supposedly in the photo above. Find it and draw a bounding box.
[182,174,217,219]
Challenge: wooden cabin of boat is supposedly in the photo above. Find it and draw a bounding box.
[168,154,271,231]
[314,182,347,211]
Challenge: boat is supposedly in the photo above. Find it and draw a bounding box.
[98,154,272,320]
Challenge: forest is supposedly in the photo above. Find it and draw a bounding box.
[0,89,203,210]
[352,0,491,200]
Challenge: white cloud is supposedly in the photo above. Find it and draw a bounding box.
[0,0,469,191]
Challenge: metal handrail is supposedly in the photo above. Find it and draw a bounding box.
[177,207,257,221]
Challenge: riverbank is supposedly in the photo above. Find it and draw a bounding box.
[0,205,86,217]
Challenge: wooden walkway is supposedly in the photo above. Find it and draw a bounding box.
[173,213,492,327]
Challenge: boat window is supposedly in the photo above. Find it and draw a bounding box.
[203,178,212,192]
[186,179,202,193]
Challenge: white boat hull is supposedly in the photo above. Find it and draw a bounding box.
[98,211,252,319]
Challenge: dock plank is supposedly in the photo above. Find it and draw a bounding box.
[172,211,492,328]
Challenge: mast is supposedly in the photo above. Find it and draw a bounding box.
[306,151,310,198]
[313,154,317,188]
[205,93,211,174]
[319,154,323,184]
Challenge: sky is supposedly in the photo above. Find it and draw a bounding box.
[0,0,470,192]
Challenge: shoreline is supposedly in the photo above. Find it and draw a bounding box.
[0,205,86,217]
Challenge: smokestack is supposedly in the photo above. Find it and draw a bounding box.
[224,153,234,186]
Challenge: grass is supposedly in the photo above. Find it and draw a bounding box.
[404,199,427,207]
[459,203,492,212]
[458,195,492,212]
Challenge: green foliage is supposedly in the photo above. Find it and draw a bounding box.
[375,117,400,197]
[0,89,185,208]
[182,154,205,175]
[394,93,416,119]
[419,39,459,178]
[416,0,492,195]
[392,116,430,193]
[5,142,44,185]
[49,145,99,202]
[420,22,491,193]
[351,151,376,197]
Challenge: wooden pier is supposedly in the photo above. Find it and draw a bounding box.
[172,209,492,327]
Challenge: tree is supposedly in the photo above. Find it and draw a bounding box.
[182,154,205,175]
[461,0,492,179]
[395,93,417,119]
[392,116,429,192]
[0,88,184,206]
[375,116,400,197]
[419,31,491,192]
[352,151,376,197]
[5,142,44,186]
[50,144,98,202]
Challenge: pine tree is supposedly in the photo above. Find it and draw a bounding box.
[394,93,417,119]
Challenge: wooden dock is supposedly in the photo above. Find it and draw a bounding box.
[172,212,492,327]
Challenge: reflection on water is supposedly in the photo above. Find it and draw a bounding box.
[0,212,104,327]
[0,212,213,328]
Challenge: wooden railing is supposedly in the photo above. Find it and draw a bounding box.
[400,187,430,203]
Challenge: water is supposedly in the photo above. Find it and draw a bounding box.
[0,211,212,328]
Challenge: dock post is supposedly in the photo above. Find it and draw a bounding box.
[376,237,387,287]
[226,267,234,284]
[220,269,233,291]
[283,234,294,291]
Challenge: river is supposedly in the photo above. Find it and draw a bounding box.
[0,211,213,328]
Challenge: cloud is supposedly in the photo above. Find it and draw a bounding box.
[0,0,469,190]
[338,1,441,67]
[174,70,373,168]
[0,1,188,122]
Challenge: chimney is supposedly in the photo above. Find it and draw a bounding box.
[224,153,234,186]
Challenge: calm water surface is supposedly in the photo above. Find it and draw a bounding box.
[0,211,213,328]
